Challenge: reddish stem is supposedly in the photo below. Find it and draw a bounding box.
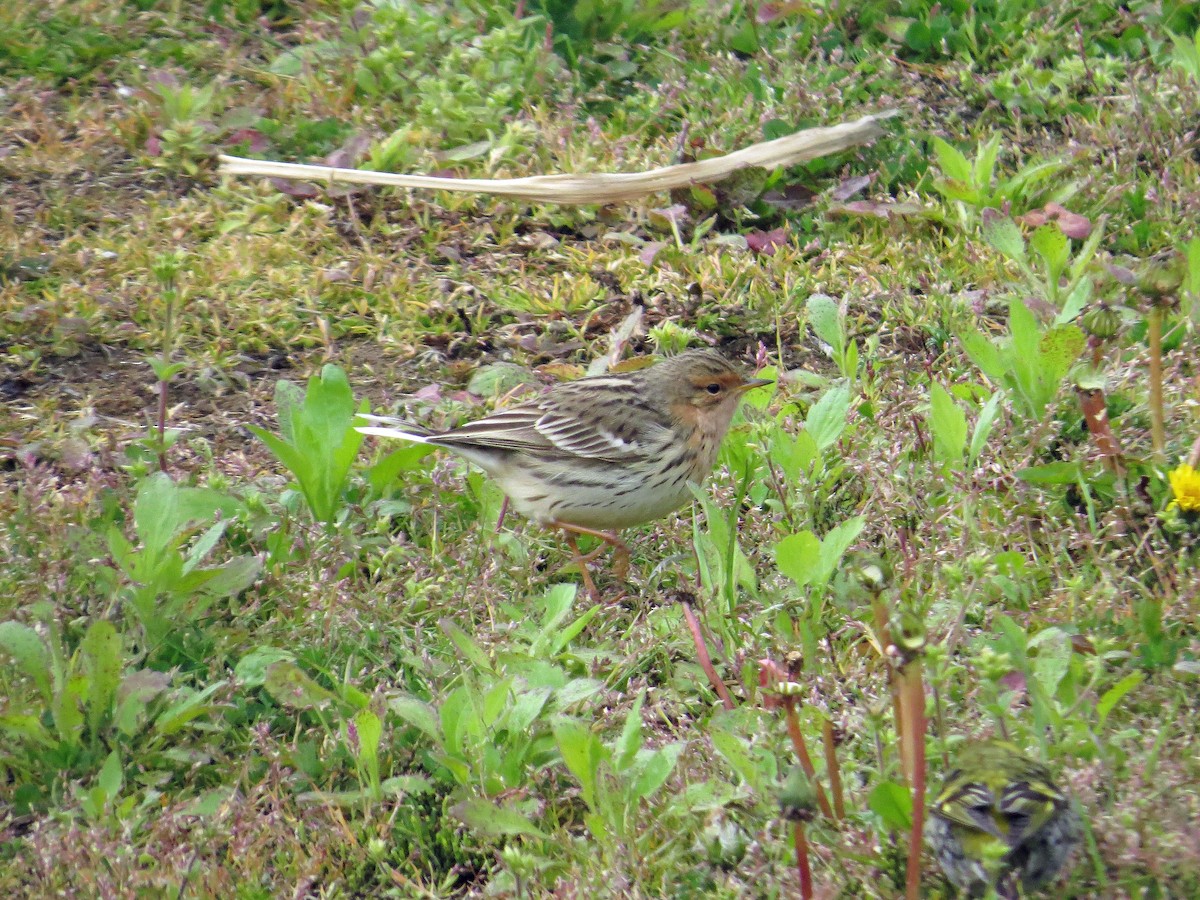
[793,820,814,900]
[822,718,846,821]
[784,702,834,820]
[679,600,735,711]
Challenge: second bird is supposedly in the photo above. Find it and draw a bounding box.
[358,347,771,600]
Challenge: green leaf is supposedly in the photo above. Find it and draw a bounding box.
[1097,671,1144,728]
[367,443,436,494]
[628,743,683,800]
[806,294,844,353]
[262,660,339,711]
[52,674,87,747]
[775,531,821,588]
[1016,461,1084,485]
[981,215,1028,264]
[968,392,1003,465]
[197,555,262,599]
[388,695,442,741]
[154,681,226,735]
[554,719,605,810]
[868,780,912,831]
[351,708,383,762]
[815,517,865,586]
[452,798,548,838]
[252,365,365,524]
[0,621,52,702]
[234,646,295,687]
[97,749,123,799]
[439,618,493,674]
[1038,325,1085,385]
[972,134,1001,187]
[932,136,972,184]
[1028,627,1071,696]
[1030,224,1069,283]
[805,383,852,451]
[710,727,763,793]
[614,690,646,771]
[959,329,1006,383]
[929,382,968,466]
[81,620,122,737]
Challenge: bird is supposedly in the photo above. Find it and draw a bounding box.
[927,739,1081,898]
[357,348,771,601]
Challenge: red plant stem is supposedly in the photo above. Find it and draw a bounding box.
[1076,386,1124,474]
[792,821,814,900]
[679,600,735,711]
[900,661,928,900]
[784,702,835,820]
[822,718,846,821]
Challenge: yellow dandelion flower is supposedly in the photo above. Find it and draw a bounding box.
[1168,463,1200,514]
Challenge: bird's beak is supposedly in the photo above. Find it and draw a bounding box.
[738,376,774,392]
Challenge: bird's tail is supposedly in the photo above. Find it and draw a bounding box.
[355,413,436,443]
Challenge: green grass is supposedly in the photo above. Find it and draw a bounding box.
[2,0,1200,896]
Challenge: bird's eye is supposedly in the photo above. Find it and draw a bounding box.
[705,382,722,395]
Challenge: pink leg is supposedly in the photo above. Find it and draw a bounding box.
[555,522,631,599]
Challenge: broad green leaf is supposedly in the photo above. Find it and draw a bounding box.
[97,750,123,799]
[710,727,763,792]
[972,134,1001,187]
[182,520,229,574]
[440,618,492,673]
[252,365,365,524]
[1030,224,1069,283]
[806,294,844,352]
[234,646,295,687]
[629,743,683,800]
[52,673,87,747]
[805,383,852,451]
[1029,628,1071,696]
[1016,461,1083,485]
[505,686,551,735]
[930,382,968,466]
[262,660,339,711]
[0,621,52,702]
[981,215,1027,264]
[959,330,1006,383]
[868,780,912,831]
[775,531,821,588]
[931,136,973,185]
[816,517,866,586]
[452,798,548,838]
[1097,672,1143,727]
[197,555,262,599]
[155,681,226,735]
[1038,325,1085,384]
[81,620,122,736]
[367,443,436,494]
[351,708,383,762]
[388,695,442,741]
[554,719,605,809]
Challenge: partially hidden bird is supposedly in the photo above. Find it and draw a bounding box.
[927,739,1081,898]
[357,347,771,601]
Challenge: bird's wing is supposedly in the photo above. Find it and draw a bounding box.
[998,778,1063,847]
[436,379,671,462]
[932,776,1006,839]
